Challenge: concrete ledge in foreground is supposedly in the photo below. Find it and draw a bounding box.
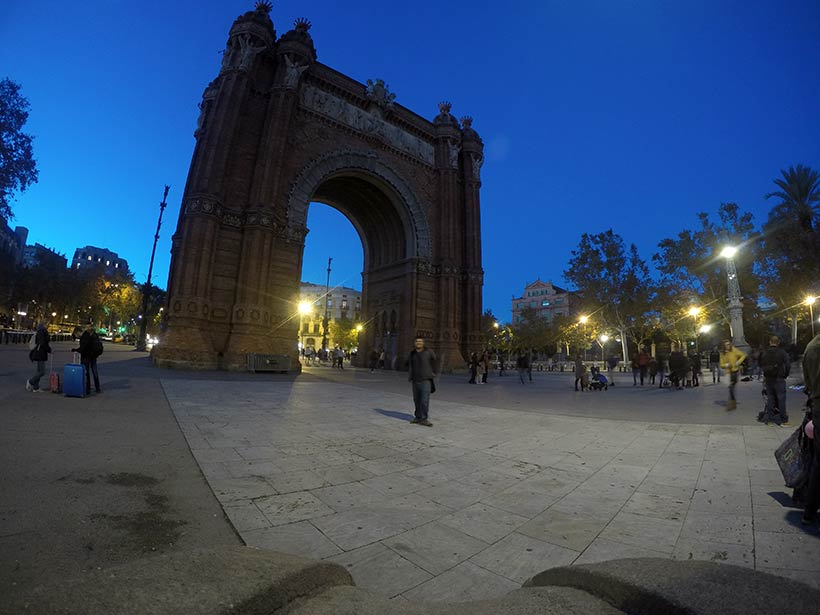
[525,557,820,615]
[8,547,353,615]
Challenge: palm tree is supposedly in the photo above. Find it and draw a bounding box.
[766,164,820,232]
[763,164,820,344]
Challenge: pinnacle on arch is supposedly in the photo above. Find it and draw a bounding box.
[294,17,312,32]
[460,116,473,128]
[438,101,452,114]
[255,0,273,14]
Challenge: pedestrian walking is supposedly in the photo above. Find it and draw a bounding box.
[638,349,650,386]
[368,347,379,372]
[656,352,667,388]
[801,332,820,524]
[26,323,52,392]
[648,357,658,385]
[516,352,529,384]
[606,354,618,386]
[719,339,746,411]
[690,351,702,387]
[574,355,585,391]
[468,352,478,384]
[480,350,490,384]
[631,353,640,386]
[407,337,437,427]
[72,322,103,394]
[760,335,791,425]
[709,347,721,383]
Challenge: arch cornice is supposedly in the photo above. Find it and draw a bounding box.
[285,149,432,261]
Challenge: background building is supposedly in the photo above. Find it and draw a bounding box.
[0,222,27,265]
[298,282,362,350]
[511,279,578,324]
[22,243,67,269]
[71,245,128,276]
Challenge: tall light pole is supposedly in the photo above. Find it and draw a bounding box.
[321,257,332,351]
[137,185,169,352]
[719,246,749,352]
[688,306,701,352]
[599,334,609,362]
[806,296,817,338]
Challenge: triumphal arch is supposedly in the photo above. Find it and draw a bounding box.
[153,2,484,372]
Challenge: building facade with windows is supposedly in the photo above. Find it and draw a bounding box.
[511,279,578,324]
[22,243,67,269]
[0,222,27,265]
[297,282,362,350]
[71,246,129,276]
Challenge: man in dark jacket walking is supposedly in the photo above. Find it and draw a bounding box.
[73,322,103,394]
[408,337,437,427]
[26,323,51,392]
[760,335,791,425]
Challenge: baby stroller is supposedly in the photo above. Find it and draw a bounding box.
[758,387,789,426]
[588,366,609,391]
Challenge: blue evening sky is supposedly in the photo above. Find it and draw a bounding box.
[2,1,819,321]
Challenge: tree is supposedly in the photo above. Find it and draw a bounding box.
[0,78,38,222]
[329,316,359,350]
[653,202,761,340]
[564,229,655,361]
[511,307,552,355]
[761,165,820,345]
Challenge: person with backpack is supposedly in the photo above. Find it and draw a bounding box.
[72,322,103,394]
[26,323,52,392]
[760,335,791,425]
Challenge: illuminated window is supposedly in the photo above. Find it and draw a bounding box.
[541,300,550,307]
[87,255,92,261]
[106,260,110,266]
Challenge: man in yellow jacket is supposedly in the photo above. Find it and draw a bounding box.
[720,339,747,410]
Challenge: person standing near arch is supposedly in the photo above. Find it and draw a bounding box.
[407,337,437,427]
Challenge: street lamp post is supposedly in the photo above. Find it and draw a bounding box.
[599,334,609,363]
[688,306,701,352]
[137,185,170,352]
[807,296,817,338]
[719,246,750,353]
[321,257,332,352]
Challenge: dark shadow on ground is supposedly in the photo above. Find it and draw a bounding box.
[768,491,802,509]
[101,379,131,390]
[373,408,413,421]
[784,510,820,536]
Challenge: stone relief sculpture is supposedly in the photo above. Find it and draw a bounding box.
[195,80,219,136]
[299,85,434,164]
[471,153,484,180]
[448,142,460,169]
[283,54,309,88]
[237,34,266,71]
[365,78,396,110]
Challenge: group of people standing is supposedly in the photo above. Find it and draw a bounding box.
[467,351,493,384]
[26,321,103,394]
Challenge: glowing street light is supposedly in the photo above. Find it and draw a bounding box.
[699,324,712,334]
[579,315,589,325]
[719,245,749,351]
[298,301,313,316]
[355,324,363,333]
[806,296,817,338]
[687,306,701,318]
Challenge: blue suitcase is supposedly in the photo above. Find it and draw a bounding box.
[64,356,86,398]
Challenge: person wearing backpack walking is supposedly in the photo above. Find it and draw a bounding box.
[72,322,103,394]
[761,335,791,425]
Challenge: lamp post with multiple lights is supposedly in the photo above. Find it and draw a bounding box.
[807,296,817,339]
[719,246,749,352]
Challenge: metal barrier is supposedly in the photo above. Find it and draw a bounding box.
[246,353,291,373]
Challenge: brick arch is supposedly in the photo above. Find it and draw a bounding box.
[286,149,432,262]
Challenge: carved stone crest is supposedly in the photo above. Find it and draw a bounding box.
[365,79,396,111]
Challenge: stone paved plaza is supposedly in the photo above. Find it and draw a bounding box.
[163,367,820,603]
